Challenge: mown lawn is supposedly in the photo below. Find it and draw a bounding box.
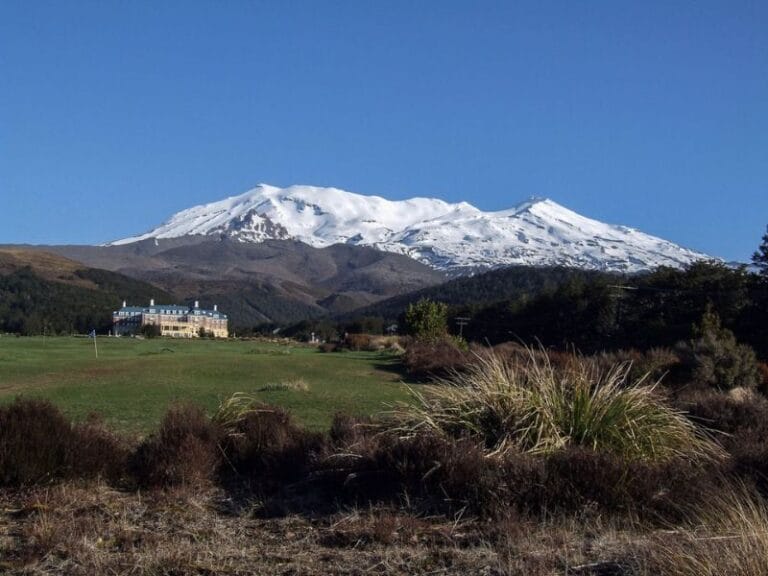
[0,336,411,434]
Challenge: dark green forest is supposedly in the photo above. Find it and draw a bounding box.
[333,258,768,360]
[0,267,171,335]
[458,261,767,358]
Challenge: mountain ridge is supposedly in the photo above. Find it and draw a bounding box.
[36,237,445,325]
[109,184,711,273]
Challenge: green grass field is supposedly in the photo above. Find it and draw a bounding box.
[0,336,412,434]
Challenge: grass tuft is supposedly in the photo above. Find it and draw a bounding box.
[258,378,310,392]
[392,347,722,462]
[639,484,768,575]
[211,392,261,433]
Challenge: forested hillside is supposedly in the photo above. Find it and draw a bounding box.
[458,261,767,357]
[0,266,171,335]
[343,265,615,321]
[334,260,768,360]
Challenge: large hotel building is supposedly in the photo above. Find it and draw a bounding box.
[112,299,228,338]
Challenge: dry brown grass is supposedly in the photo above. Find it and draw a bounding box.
[5,479,768,575]
[0,248,98,288]
[0,483,510,575]
[633,485,768,576]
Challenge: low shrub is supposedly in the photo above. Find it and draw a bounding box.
[593,347,680,384]
[220,404,324,492]
[344,333,373,351]
[681,390,768,494]
[318,342,340,353]
[130,403,220,488]
[328,412,376,449]
[403,336,471,379]
[759,362,768,394]
[258,378,310,392]
[394,348,722,462]
[70,414,130,483]
[680,390,768,439]
[322,423,722,520]
[0,398,77,486]
[321,430,505,515]
[0,399,128,486]
[514,447,719,521]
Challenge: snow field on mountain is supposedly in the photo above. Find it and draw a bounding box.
[111,184,710,273]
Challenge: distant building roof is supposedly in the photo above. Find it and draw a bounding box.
[113,303,228,319]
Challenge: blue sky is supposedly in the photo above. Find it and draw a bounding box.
[1,1,766,262]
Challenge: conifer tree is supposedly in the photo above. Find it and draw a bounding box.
[677,306,760,390]
[753,225,768,278]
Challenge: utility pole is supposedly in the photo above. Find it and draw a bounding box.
[455,317,470,338]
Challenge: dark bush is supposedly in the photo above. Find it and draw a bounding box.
[680,390,768,439]
[344,333,373,351]
[70,413,130,483]
[320,430,506,515]
[329,413,374,449]
[0,398,76,486]
[221,404,324,492]
[0,398,128,486]
[403,337,471,379]
[131,403,220,488]
[321,425,721,520]
[502,447,722,522]
[680,390,768,494]
[139,323,161,339]
[592,347,680,384]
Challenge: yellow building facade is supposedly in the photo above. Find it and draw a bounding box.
[112,299,228,338]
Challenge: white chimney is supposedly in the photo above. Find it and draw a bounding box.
[150,298,155,307]
[122,300,127,308]
[194,300,199,308]
[213,304,218,312]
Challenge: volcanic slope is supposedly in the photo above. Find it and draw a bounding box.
[46,237,446,325]
[110,184,711,273]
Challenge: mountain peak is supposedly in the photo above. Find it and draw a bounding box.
[109,183,711,273]
[505,196,556,213]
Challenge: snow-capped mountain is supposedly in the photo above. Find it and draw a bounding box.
[111,184,710,273]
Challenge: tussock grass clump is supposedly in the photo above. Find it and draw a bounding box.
[394,349,722,461]
[258,378,310,392]
[211,392,261,432]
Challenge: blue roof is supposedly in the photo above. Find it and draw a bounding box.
[113,303,227,318]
